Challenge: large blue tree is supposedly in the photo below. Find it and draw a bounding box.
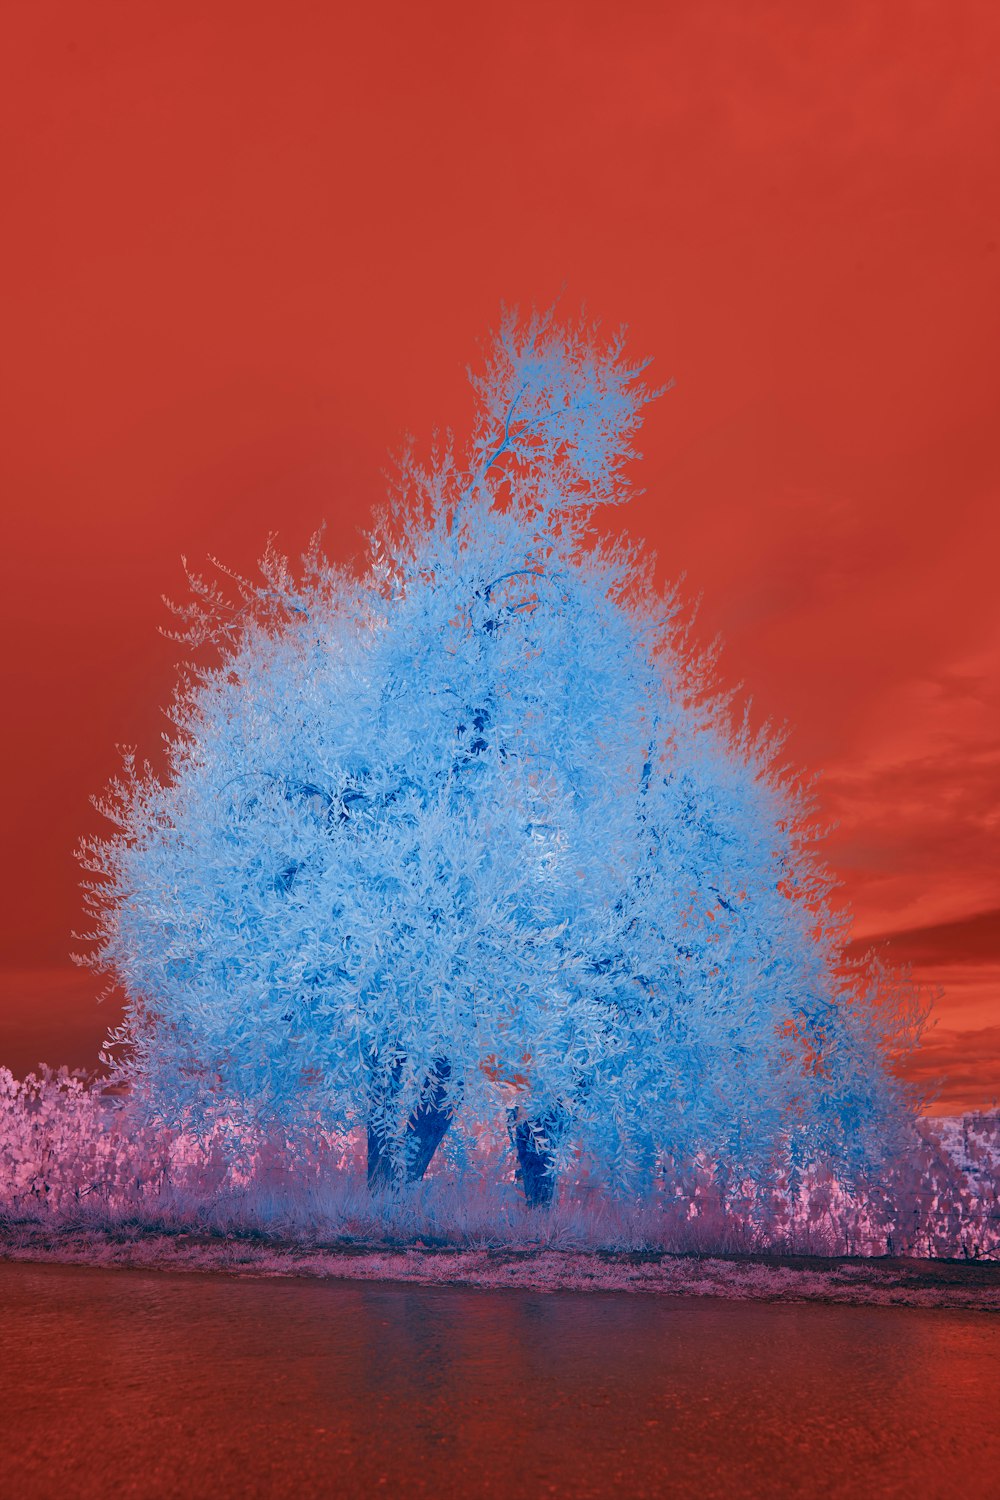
[79,311,925,1203]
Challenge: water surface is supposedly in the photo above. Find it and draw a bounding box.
[2,1260,998,1497]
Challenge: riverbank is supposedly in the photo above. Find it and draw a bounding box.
[3,1223,998,1310]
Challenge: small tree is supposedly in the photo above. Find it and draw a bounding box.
[78,310,926,1203]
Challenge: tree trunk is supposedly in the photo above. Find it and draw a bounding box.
[509,1106,560,1208]
[367,1056,455,1189]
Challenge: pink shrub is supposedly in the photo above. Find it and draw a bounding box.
[1,1066,997,1258]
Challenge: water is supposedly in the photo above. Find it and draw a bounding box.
[2,1261,998,1498]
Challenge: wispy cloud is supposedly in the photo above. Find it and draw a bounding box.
[823,646,1000,938]
[900,1025,1000,1117]
[847,910,1000,1113]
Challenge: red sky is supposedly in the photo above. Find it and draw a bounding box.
[2,1,998,1114]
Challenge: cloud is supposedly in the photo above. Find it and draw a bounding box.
[848,908,1000,967]
[846,910,1000,1113]
[900,1024,1000,1117]
[821,644,1000,937]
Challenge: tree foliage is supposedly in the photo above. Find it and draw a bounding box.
[78,309,927,1196]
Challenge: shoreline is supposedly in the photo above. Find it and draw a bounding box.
[3,1224,998,1310]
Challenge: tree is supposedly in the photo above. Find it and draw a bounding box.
[78,309,926,1204]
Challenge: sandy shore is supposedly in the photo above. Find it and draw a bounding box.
[2,1223,998,1310]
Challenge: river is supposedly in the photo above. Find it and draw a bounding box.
[1,1260,998,1497]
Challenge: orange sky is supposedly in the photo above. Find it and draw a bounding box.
[2,1,998,1113]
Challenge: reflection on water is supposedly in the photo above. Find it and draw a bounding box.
[1,1261,998,1498]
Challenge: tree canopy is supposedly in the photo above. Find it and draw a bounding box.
[79,310,926,1196]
